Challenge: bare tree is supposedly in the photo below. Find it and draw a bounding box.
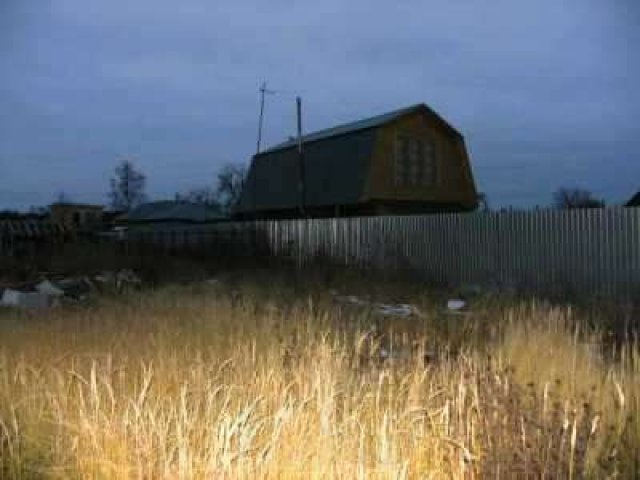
[173,163,246,215]
[553,187,605,209]
[109,159,147,211]
[216,163,247,214]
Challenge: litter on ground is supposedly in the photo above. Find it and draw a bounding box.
[35,280,65,297]
[1,289,53,309]
[0,269,143,310]
[95,269,141,292]
[447,299,467,311]
[334,295,368,306]
[375,303,420,317]
[332,292,423,318]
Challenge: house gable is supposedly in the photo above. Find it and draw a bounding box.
[364,110,477,209]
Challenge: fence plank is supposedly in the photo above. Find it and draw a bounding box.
[125,208,640,298]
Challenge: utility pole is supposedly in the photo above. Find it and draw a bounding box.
[296,96,306,216]
[256,81,275,155]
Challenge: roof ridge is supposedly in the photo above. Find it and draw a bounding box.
[257,103,438,156]
[297,103,423,140]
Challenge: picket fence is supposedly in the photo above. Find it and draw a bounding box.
[127,207,640,298]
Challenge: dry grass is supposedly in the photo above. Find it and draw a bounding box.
[0,273,638,479]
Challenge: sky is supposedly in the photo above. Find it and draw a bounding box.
[1,0,638,210]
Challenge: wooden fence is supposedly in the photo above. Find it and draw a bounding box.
[0,219,69,257]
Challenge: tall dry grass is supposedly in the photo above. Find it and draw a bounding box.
[0,277,638,479]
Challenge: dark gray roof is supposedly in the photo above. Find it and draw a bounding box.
[259,103,461,156]
[627,191,640,207]
[124,201,224,223]
[236,128,376,213]
[50,202,104,210]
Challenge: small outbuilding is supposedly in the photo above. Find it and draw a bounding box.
[49,202,104,230]
[120,201,224,226]
[235,103,479,219]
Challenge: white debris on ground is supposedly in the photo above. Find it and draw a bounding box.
[378,347,414,362]
[334,295,368,306]
[94,272,116,284]
[94,269,142,292]
[375,303,420,317]
[445,298,474,316]
[116,269,142,289]
[1,289,53,309]
[447,299,467,311]
[331,292,424,318]
[331,291,473,318]
[0,269,143,310]
[35,280,65,297]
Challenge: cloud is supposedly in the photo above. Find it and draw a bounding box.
[0,0,638,209]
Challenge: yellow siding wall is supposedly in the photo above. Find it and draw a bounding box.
[363,111,477,208]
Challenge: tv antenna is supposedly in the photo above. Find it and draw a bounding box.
[256,81,275,154]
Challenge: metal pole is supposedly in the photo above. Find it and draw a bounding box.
[256,82,276,154]
[254,82,267,219]
[256,82,267,155]
[296,96,306,217]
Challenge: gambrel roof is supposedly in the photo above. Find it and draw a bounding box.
[236,103,464,214]
[258,103,462,156]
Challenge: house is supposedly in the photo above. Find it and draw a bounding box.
[113,201,226,246]
[49,202,104,230]
[235,103,478,219]
[120,201,224,227]
[626,191,640,207]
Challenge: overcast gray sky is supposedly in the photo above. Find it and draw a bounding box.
[1,0,638,210]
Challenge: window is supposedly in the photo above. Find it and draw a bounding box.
[394,135,437,187]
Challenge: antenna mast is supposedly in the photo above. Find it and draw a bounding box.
[253,81,275,218]
[256,81,275,154]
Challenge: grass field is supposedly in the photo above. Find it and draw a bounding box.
[0,268,638,478]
